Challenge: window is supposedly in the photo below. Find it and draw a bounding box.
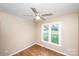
[41,23,61,46]
[43,25,49,41]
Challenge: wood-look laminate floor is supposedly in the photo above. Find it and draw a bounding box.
[14,44,64,56]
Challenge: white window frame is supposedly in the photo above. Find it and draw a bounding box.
[41,22,61,46]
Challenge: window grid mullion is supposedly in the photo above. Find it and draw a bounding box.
[48,24,51,43]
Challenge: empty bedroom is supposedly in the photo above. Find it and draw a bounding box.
[0,3,79,56]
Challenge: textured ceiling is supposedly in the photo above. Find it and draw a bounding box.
[0,3,79,20]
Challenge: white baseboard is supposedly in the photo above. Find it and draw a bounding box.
[36,42,70,56]
[9,42,70,56]
[9,43,36,56]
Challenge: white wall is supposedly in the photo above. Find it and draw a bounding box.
[36,13,79,56]
[0,12,78,56]
[0,12,36,56]
[78,13,79,56]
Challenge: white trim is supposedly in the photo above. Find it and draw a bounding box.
[49,24,51,43]
[59,23,62,46]
[9,43,36,56]
[41,22,62,46]
[36,43,70,56]
[9,42,70,56]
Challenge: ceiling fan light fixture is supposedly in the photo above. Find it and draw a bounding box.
[24,7,53,21]
[35,15,40,20]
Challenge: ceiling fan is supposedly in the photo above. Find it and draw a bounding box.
[24,8,53,21]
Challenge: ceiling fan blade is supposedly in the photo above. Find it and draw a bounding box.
[40,16,46,20]
[42,13,53,16]
[31,8,38,14]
